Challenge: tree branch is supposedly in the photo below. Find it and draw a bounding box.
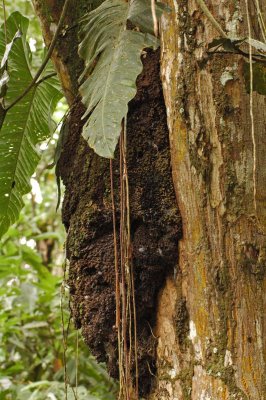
[5,0,71,112]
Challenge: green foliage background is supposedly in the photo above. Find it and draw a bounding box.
[0,2,117,399]
[0,133,117,399]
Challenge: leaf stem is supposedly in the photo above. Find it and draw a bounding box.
[6,0,71,112]
[35,72,57,86]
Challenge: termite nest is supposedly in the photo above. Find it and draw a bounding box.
[59,49,182,397]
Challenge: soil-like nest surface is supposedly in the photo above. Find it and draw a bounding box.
[58,49,182,397]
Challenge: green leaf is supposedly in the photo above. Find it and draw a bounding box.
[0,12,62,238]
[0,254,20,265]
[79,0,159,158]
[208,37,245,51]
[19,282,38,312]
[22,321,49,330]
[246,38,266,53]
[208,36,266,55]
[34,231,61,241]
[0,30,22,69]
[0,31,22,99]
[128,0,168,34]
[0,70,9,99]
[21,245,49,278]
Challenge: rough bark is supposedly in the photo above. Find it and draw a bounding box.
[33,0,266,399]
[152,0,266,399]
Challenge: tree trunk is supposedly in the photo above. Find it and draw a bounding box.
[152,0,266,399]
[33,0,266,399]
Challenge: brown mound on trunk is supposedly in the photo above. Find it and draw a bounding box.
[58,49,182,397]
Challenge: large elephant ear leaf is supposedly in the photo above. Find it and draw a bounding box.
[78,0,163,158]
[0,30,22,100]
[128,0,169,34]
[0,12,62,238]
